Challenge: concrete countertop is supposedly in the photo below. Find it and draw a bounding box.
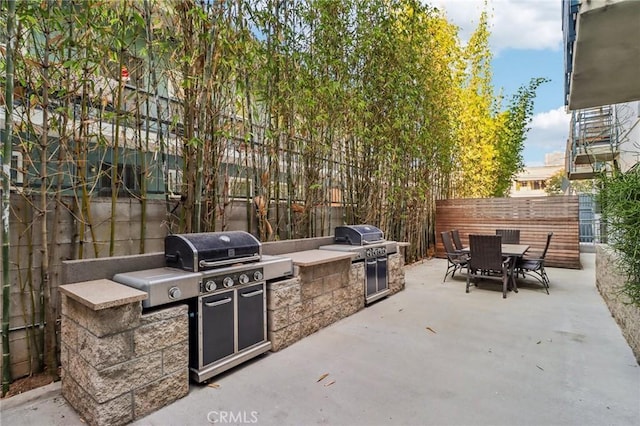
[283,249,355,267]
[59,279,147,310]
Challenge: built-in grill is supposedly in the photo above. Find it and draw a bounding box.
[319,225,397,304]
[112,231,292,383]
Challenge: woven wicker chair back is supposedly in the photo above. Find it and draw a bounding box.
[496,229,520,244]
[469,234,504,271]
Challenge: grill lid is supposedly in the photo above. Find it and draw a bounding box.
[334,225,384,246]
[165,231,262,272]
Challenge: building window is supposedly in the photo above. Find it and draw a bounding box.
[98,162,141,197]
[11,151,24,189]
[167,169,183,200]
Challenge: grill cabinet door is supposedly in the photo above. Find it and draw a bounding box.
[200,290,235,366]
[237,283,266,351]
[365,258,378,297]
[376,256,388,292]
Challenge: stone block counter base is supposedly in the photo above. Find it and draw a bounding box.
[267,249,406,352]
[59,279,189,426]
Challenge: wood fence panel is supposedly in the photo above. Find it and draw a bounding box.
[435,196,581,269]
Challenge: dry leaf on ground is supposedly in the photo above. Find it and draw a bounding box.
[317,373,329,382]
[208,383,221,388]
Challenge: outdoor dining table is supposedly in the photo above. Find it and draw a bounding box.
[461,243,530,291]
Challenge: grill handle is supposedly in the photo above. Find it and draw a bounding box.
[362,239,386,245]
[199,254,261,269]
[204,297,233,307]
[240,289,264,298]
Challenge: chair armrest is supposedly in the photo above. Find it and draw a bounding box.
[521,256,544,262]
[448,252,469,260]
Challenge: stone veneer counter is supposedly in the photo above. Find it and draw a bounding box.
[59,279,148,310]
[285,249,355,267]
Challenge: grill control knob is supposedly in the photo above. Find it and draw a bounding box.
[168,286,182,300]
[223,277,234,288]
[204,280,217,292]
[239,274,249,285]
[253,270,263,281]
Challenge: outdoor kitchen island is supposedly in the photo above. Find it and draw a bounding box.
[57,234,406,426]
[266,246,406,351]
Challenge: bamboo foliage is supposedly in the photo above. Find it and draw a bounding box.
[1,0,547,386]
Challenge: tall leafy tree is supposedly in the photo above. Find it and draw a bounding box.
[493,77,549,196]
[454,10,499,198]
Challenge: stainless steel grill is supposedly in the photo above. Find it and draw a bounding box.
[112,231,293,383]
[165,231,262,272]
[335,225,384,245]
[319,225,397,304]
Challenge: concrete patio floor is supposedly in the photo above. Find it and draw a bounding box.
[2,253,639,425]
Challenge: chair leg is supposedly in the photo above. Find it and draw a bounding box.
[540,266,550,294]
[443,263,453,282]
[466,271,471,293]
[502,270,508,299]
[521,267,550,294]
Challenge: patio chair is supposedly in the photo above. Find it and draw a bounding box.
[516,232,553,294]
[496,229,520,244]
[451,229,465,252]
[466,234,512,298]
[441,231,469,282]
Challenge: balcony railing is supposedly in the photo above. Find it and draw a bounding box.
[566,106,619,180]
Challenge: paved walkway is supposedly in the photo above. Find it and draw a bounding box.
[2,253,639,425]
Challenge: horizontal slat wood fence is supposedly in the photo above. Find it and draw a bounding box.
[435,196,581,269]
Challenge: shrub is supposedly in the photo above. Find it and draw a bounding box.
[596,165,640,306]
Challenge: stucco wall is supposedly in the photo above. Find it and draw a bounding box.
[595,244,640,363]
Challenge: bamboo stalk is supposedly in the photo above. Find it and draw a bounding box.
[38,0,57,380]
[109,32,125,256]
[143,0,171,233]
[2,0,17,394]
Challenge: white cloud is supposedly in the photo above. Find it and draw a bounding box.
[530,106,570,130]
[427,0,563,53]
[523,106,571,165]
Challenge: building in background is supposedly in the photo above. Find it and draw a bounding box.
[563,0,640,179]
[563,0,640,247]
[510,152,564,197]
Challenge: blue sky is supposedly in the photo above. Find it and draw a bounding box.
[428,0,570,166]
